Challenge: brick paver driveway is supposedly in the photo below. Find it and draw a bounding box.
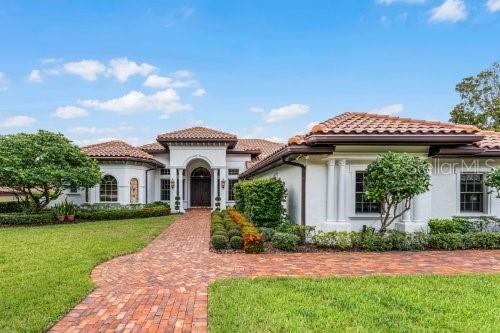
[51,209,500,332]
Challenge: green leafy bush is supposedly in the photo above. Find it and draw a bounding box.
[276,221,315,244]
[0,212,54,226]
[259,227,276,242]
[486,168,500,198]
[463,232,499,249]
[272,232,300,251]
[227,229,242,239]
[229,236,244,249]
[0,201,23,213]
[428,218,471,234]
[429,233,464,250]
[233,178,287,228]
[211,235,228,250]
[313,231,352,250]
[75,206,169,221]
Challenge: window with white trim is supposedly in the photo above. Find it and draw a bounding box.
[160,168,170,175]
[100,175,118,202]
[228,168,239,176]
[161,179,170,201]
[460,173,484,213]
[355,172,380,213]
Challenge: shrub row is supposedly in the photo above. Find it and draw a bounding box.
[312,230,500,251]
[0,201,23,213]
[210,210,243,250]
[227,208,264,253]
[75,206,170,221]
[0,212,54,226]
[429,217,500,234]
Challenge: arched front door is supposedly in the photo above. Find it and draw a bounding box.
[190,167,211,206]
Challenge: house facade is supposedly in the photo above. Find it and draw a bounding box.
[69,113,500,232]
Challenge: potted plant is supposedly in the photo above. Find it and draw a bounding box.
[215,196,221,211]
[54,203,65,223]
[66,201,76,222]
[175,196,180,211]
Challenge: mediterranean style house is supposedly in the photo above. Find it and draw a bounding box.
[67,112,500,232]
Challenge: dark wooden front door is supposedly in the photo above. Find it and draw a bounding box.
[190,167,211,206]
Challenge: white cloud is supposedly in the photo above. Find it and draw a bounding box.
[0,115,36,127]
[369,103,403,115]
[192,88,206,97]
[265,104,310,123]
[172,70,192,78]
[63,60,106,81]
[41,57,58,64]
[265,136,285,143]
[53,106,89,119]
[307,121,320,132]
[28,69,43,83]
[487,0,500,12]
[250,106,265,113]
[107,58,156,82]
[143,74,194,89]
[0,72,7,91]
[377,0,425,4]
[80,89,191,118]
[429,0,467,23]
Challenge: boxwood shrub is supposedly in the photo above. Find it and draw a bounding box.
[229,236,244,249]
[211,235,228,250]
[75,206,169,221]
[0,212,54,226]
[272,232,300,251]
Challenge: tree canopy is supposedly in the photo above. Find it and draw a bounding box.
[0,130,102,212]
[450,62,499,130]
[364,152,431,233]
[486,168,500,199]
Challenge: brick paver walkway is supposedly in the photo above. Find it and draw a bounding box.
[51,209,500,333]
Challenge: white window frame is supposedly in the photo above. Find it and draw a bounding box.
[456,171,489,216]
[348,164,380,219]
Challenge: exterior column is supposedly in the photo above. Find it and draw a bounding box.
[396,201,412,231]
[219,168,227,210]
[170,167,177,212]
[337,159,347,223]
[178,168,185,212]
[326,160,336,222]
[212,168,218,210]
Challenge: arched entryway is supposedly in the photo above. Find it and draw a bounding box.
[190,167,211,206]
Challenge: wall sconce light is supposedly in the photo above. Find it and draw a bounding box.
[170,179,176,189]
[221,179,226,189]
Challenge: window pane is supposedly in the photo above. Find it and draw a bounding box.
[228,179,238,201]
[100,175,118,202]
[228,169,239,176]
[354,172,380,213]
[161,179,170,201]
[460,173,484,213]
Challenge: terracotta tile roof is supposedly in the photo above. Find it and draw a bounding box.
[157,126,237,141]
[474,131,500,149]
[139,142,168,153]
[309,112,479,136]
[232,139,285,168]
[82,140,164,166]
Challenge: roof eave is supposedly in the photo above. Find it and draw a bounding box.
[305,134,484,146]
[90,156,165,167]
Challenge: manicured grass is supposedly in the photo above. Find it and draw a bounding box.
[209,274,500,333]
[0,215,176,332]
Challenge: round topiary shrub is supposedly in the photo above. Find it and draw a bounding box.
[212,231,227,239]
[230,236,244,249]
[228,229,242,239]
[211,235,228,250]
[271,232,300,251]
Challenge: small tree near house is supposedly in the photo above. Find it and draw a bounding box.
[364,152,431,233]
[486,168,500,198]
[0,130,102,213]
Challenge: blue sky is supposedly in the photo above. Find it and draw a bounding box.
[0,0,498,145]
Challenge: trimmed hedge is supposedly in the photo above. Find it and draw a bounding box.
[211,235,228,250]
[429,217,500,234]
[75,206,170,221]
[229,236,244,249]
[272,232,299,251]
[233,178,287,228]
[0,201,23,213]
[0,212,54,226]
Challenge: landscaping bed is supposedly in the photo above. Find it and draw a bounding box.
[209,274,500,332]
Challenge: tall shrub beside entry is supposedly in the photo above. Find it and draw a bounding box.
[235,178,287,228]
[486,168,500,198]
[228,208,264,253]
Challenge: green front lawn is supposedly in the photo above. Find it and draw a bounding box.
[0,215,176,332]
[209,274,500,332]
